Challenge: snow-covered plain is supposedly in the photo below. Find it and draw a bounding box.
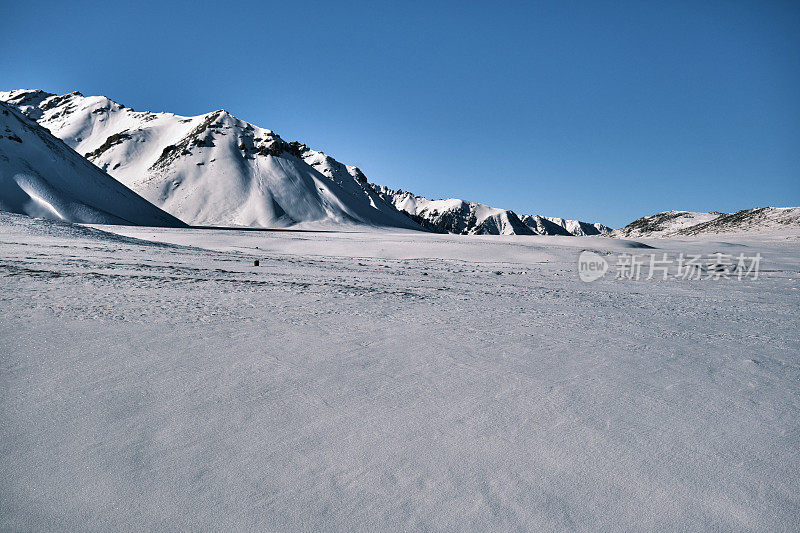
[1,212,799,530]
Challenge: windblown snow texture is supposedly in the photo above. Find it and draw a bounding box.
[0,101,184,227]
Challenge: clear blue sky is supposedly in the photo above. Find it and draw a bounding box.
[2,0,798,227]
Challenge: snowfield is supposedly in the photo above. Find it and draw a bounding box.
[1,212,799,530]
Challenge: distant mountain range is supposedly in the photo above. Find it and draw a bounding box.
[0,89,609,234]
[611,207,800,238]
[0,101,183,227]
[372,185,611,236]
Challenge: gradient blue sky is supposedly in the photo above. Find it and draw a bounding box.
[2,0,798,227]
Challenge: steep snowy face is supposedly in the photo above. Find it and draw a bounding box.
[612,208,800,238]
[373,185,610,236]
[0,90,421,230]
[0,101,185,227]
[370,187,432,226]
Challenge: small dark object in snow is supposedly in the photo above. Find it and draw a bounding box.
[254,260,260,267]
[494,271,502,275]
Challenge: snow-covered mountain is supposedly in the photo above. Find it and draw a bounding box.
[1,89,615,235]
[0,101,184,227]
[612,207,800,238]
[372,185,611,236]
[0,89,421,230]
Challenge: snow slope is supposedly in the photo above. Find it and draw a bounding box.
[612,208,800,238]
[373,185,611,235]
[1,213,799,530]
[0,90,421,230]
[0,102,184,226]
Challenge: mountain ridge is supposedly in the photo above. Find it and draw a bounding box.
[372,185,611,236]
[1,89,613,235]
